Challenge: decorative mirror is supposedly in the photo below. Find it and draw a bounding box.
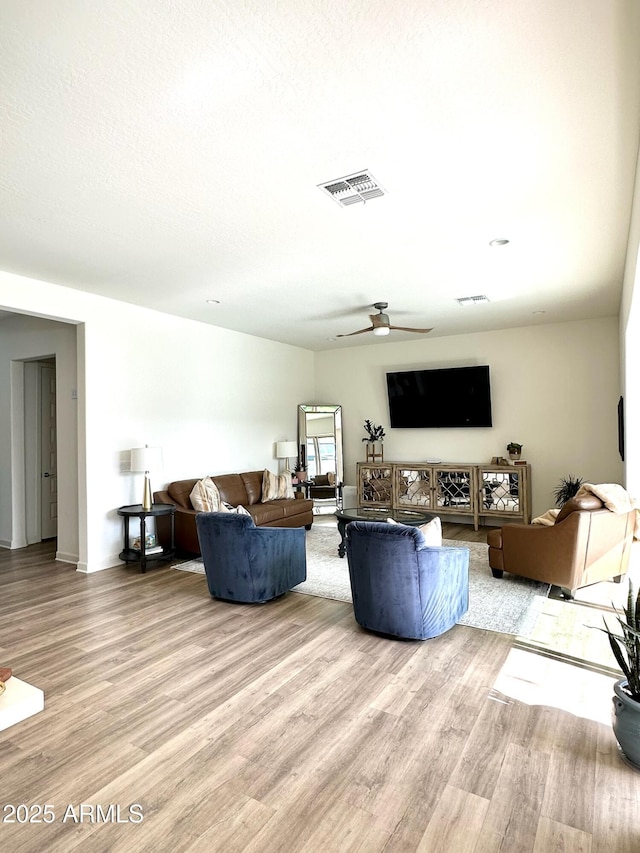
[297,404,343,484]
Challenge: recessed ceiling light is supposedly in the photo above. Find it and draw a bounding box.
[326,337,337,342]
[206,299,221,304]
[533,310,546,315]
[489,238,510,246]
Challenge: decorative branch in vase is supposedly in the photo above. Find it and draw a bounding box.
[363,420,385,462]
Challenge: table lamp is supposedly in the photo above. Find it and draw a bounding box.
[276,440,297,474]
[130,445,163,510]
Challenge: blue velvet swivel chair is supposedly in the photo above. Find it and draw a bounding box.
[345,521,469,639]
[195,512,306,603]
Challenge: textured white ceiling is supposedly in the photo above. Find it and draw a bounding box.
[1,1,639,350]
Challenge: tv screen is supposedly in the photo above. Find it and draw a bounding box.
[386,365,492,428]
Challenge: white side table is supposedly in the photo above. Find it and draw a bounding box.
[0,677,45,732]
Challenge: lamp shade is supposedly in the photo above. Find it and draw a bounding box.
[276,441,297,459]
[130,446,163,472]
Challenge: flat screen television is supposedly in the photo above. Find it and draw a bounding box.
[386,365,492,428]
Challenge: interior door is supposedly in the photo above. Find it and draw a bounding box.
[40,364,58,539]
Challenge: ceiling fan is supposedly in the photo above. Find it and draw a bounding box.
[337,302,433,338]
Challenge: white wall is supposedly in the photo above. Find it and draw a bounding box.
[0,271,314,571]
[314,317,622,517]
[620,144,640,497]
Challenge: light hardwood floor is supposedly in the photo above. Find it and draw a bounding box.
[1,528,639,853]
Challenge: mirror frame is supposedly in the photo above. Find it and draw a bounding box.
[297,404,343,484]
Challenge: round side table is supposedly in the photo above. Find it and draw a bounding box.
[117,503,175,573]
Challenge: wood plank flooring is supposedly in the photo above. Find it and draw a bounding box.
[1,528,639,852]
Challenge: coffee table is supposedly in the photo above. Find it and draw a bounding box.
[334,506,434,557]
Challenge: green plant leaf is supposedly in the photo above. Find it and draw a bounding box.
[607,632,632,681]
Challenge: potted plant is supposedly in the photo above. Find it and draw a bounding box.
[553,475,584,507]
[294,461,307,482]
[362,420,385,462]
[506,442,522,461]
[599,582,640,769]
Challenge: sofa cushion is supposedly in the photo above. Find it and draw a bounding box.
[246,502,288,525]
[281,499,311,518]
[262,469,294,501]
[240,471,264,505]
[167,478,200,509]
[210,474,249,508]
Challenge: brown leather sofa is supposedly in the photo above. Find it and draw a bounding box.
[154,471,313,555]
[487,492,636,598]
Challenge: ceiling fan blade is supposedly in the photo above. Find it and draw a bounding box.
[388,325,433,334]
[336,325,375,337]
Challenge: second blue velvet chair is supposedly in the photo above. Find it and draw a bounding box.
[345,520,469,639]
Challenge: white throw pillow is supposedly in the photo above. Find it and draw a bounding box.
[220,501,250,516]
[387,515,442,546]
[419,515,442,545]
[262,469,294,501]
[190,476,224,512]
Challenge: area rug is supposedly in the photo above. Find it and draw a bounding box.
[172,523,550,637]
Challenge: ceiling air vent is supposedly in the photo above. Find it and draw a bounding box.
[318,171,386,207]
[456,295,491,306]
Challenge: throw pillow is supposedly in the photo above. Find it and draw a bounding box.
[419,515,442,545]
[190,476,226,512]
[387,515,442,546]
[262,469,294,501]
[220,502,250,516]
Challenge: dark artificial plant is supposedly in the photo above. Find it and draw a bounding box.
[553,475,584,507]
[362,420,385,443]
[598,582,640,702]
[506,442,522,454]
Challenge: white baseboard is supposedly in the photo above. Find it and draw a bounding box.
[76,554,123,574]
[55,551,79,564]
[0,538,27,549]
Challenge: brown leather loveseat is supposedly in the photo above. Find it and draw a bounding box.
[154,471,313,555]
[487,492,636,599]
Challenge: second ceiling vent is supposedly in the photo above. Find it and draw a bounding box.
[318,171,386,206]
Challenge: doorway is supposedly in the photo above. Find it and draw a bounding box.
[23,358,58,544]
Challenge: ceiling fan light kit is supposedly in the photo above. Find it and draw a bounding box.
[337,302,432,339]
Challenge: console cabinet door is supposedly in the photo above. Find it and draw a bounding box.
[357,464,393,507]
[394,466,434,510]
[478,465,531,523]
[434,467,476,519]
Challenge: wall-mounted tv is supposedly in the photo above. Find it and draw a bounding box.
[386,365,492,428]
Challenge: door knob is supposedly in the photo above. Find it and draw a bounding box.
[43,472,51,478]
